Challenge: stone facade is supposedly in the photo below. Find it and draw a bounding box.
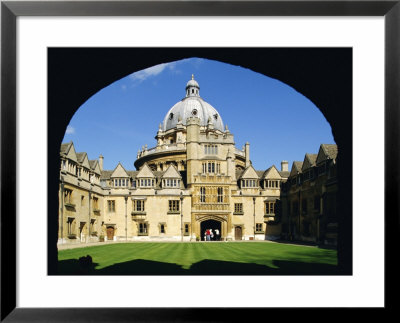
[280,144,338,245]
[58,76,337,245]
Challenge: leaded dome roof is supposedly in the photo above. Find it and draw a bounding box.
[162,75,224,132]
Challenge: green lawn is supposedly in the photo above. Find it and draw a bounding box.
[57,242,338,275]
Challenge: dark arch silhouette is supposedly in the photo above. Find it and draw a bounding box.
[49,48,352,274]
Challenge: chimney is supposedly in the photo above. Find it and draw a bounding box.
[281,160,288,172]
[245,142,250,168]
[99,154,104,171]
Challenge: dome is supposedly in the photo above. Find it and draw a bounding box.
[162,76,224,132]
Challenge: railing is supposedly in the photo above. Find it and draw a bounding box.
[235,148,245,157]
[138,143,186,158]
[194,174,231,184]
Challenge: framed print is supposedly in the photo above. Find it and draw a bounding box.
[1,0,398,321]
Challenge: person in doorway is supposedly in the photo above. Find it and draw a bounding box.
[210,229,214,241]
[215,228,220,241]
[206,229,210,241]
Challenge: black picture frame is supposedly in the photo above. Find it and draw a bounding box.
[1,1,398,321]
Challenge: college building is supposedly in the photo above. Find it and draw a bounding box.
[58,76,337,245]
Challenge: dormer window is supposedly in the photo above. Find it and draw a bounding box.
[265,180,281,188]
[242,179,257,188]
[114,178,128,187]
[139,178,154,188]
[169,113,174,120]
[163,179,180,188]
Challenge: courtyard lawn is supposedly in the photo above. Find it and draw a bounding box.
[57,241,338,275]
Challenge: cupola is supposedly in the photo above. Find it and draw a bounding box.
[185,74,200,97]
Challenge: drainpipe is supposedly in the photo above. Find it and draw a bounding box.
[60,178,64,244]
[125,196,128,241]
[180,192,183,242]
[88,187,92,244]
[298,189,301,241]
[253,197,256,241]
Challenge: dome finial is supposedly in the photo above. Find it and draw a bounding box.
[192,74,194,80]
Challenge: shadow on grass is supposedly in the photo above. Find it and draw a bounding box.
[58,258,341,275]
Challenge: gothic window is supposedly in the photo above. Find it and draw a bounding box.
[168,200,180,212]
[139,223,147,235]
[64,189,72,204]
[234,203,243,214]
[93,197,99,210]
[67,218,75,235]
[200,187,206,203]
[108,200,115,212]
[217,187,223,203]
[134,200,145,212]
[204,145,218,155]
[265,202,275,215]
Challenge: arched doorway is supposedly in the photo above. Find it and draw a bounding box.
[201,219,222,241]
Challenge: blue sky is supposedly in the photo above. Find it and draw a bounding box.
[63,58,335,172]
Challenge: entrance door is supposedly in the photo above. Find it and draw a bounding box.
[235,226,242,241]
[107,226,114,240]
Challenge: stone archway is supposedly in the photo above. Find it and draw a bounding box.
[201,219,222,241]
[197,215,228,241]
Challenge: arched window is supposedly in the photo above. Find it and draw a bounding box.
[217,187,223,203]
[200,187,206,203]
